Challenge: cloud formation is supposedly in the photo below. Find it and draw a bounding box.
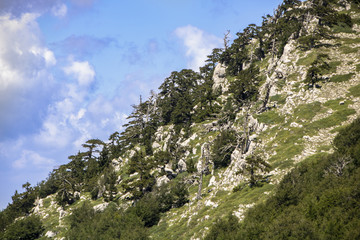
[0,13,56,139]
[0,0,62,16]
[13,150,55,169]
[64,60,95,86]
[174,25,222,71]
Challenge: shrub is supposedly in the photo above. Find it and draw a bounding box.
[3,215,44,240]
[212,130,237,169]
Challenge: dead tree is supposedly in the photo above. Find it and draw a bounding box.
[197,143,211,200]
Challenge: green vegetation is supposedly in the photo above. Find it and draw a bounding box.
[66,202,149,240]
[294,102,322,121]
[269,94,287,105]
[1,0,360,239]
[256,110,285,125]
[297,52,319,66]
[305,54,331,87]
[348,84,360,97]
[212,130,237,169]
[329,73,355,83]
[2,215,44,240]
[206,117,360,239]
[238,155,271,187]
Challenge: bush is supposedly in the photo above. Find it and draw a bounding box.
[206,117,360,239]
[3,215,44,240]
[204,214,240,240]
[212,130,237,169]
[67,203,149,240]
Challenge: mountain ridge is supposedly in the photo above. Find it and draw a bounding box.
[1,0,360,239]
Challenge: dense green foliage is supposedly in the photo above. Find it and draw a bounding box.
[239,155,271,187]
[66,180,189,238]
[212,130,237,169]
[206,117,360,239]
[66,202,149,240]
[2,215,44,240]
[305,54,330,87]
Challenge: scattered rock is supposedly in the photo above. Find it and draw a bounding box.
[178,159,187,173]
[93,202,109,212]
[45,231,56,238]
[156,175,170,187]
[212,63,228,92]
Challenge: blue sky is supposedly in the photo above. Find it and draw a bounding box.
[0,0,284,209]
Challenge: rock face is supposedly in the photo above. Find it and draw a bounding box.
[93,202,109,212]
[45,231,56,238]
[156,175,170,187]
[212,63,228,92]
[178,159,187,173]
[25,2,360,239]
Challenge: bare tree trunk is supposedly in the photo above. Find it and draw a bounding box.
[196,143,210,200]
[242,109,251,154]
[196,171,203,200]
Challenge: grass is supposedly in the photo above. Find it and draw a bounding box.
[150,162,276,239]
[297,52,318,66]
[323,98,352,110]
[340,46,358,54]
[288,72,300,81]
[269,94,287,105]
[267,128,305,165]
[347,84,360,97]
[341,38,360,44]
[329,73,354,83]
[256,110,285,125]
[293,102,323,122]
[356,64,360,72]
[310,108,356,130]
[42,197,52,208]
[276,79,286,91]
[323,61,341,74]
[332,23,355,33]
[258,98,356,172]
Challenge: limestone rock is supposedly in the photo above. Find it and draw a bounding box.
[212,63,228,92]
[156,175,170,187]
[45,231,56,238]
[178,159,187,173]
[93,202,109,212]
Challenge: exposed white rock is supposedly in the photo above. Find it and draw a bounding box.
[156,175,170,187]
[129,172,139,178]
[204,199,218,208]
[59,209,67,219]
[93,202,109,212]
[208,176,216,187]
[178,159,187,173]
[111,158,121,172]
[233,203,255,221]
[45,231,56,238]
[212,63,228,92]
[290,122,303,128]
[152,141,161,149]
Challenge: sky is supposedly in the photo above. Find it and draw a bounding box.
[0,0,284,210]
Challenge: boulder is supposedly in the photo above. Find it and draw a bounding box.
[178,159,187,173]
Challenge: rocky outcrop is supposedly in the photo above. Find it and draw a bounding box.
[212,63,228,92]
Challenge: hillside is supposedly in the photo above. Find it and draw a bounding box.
[1,0,360,239]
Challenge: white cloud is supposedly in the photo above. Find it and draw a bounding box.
[51,3,68,18]
[0,0,92,17]
[174,25,222,71]
[64,60,95,86]
[0,13,56,138]
[13,150,55,169]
